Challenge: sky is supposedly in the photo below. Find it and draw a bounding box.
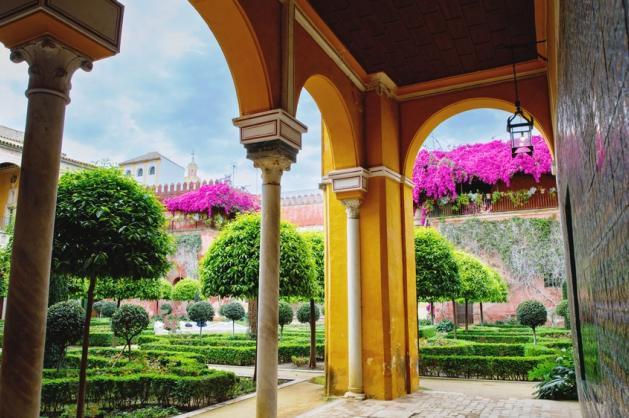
[0,1,532,194]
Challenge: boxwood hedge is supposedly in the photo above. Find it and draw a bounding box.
[420,354,553,380]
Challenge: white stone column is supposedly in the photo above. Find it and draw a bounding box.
[234,109,306,418]
[343,198,365,398]
[0,37,92,417]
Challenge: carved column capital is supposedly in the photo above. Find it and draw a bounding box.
[10,37,92,103]
[342,198,362,219]
[253,153,294,185]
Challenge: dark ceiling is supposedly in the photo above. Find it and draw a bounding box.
[308,0,539,86]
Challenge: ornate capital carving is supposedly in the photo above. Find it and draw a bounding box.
[342,199,362,219]
[10,37,92,103]
[254,153,293,185]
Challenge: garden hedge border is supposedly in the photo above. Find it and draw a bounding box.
[419,354,554,380]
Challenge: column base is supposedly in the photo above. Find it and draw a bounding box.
[344,391,366,400]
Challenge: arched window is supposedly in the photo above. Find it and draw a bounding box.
[137,168,143,177]
[149,166,156,175]
[125,169,131,176]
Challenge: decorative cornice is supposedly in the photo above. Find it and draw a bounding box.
[233,108,307,152]
[327,167,368,193]
[368,166,414,188]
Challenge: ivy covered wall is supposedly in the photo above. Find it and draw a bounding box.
[171,233,203,280]
[438,217,565,291]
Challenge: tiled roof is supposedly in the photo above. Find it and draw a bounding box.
[0,126,24,143]
[120,151,185,169]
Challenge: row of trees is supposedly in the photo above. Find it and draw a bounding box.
[414,228,508,331]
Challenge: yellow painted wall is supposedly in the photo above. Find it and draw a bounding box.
[0,167,19,226]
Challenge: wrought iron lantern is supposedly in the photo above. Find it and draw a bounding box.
[507,58,534,157]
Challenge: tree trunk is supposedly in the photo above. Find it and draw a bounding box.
[253,332,258,382]
[430,301,435,324]
[116,298,121,308]
[127,339,132,358]
[248,298,258,336]
[155,300,159,316]
[76,275,97,418]
[464,300,469,331]
[480,302,484,325]
[232,320,235,337]
[452,300,457,339]
[308,299,317,369]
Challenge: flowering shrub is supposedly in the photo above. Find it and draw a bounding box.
[165,182,259,218]
[412,136,552,205]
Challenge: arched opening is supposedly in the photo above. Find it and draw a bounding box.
[403,98,554,180]
[0,162,19,229]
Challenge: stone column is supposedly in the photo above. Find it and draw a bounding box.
[233,109,306,418]
[343,198,365,398]
[253,153,292,418]
[0,37,91,418]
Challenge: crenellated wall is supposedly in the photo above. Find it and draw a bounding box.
[556,2,628,417]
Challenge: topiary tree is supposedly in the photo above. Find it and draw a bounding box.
[52,168,172,418]
[172,278,201,302]
[453,251,492,330]
[187,301,214,335]
[95,277,162,308]
[200,214,316,334]
[555,300,570,329]
[296,303,320,324]
[220,302,246,336]
[44,301,85,370]
[516,300,547,344]
[278,302,293,339]
[478,269,508,325]
[111,304,149,357]
[160,302,173,315]
[93,300,117,318]
[153,278,173,316]
[414,228,460,330]
[301,231,324,368]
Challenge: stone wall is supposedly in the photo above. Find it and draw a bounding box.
[556,2,628,417]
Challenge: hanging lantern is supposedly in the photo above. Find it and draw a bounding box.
[507,100,534,157]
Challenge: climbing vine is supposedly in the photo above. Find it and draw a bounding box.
[173,234,202,279]
[438,217,565,291]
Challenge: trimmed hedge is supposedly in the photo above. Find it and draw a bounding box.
[420,354,553,380]
[418,326,437,339]
[446,334,534,344]
[89,332,113,347]
[421,343,525,357]
[41,370,238,414]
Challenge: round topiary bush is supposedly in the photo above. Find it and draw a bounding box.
[278,302,293,338]
[93,300,117,318]
[160,302,173,315]
[296,303,320,324]
[172,278,201,302]
[555,300,570,329]
[111,304,149,356]
[44,301,85,369]
[187,301,214,334]
[435,319,454,333]
[516,300,547,344]
[220,302,246,336]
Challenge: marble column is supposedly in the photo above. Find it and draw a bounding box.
[343,198,365,398]
[0,37,91,418]
[253,154,292,418]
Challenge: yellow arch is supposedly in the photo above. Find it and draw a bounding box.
[299,75,360,171]
[402,98,554,179]
[190,0,272,115]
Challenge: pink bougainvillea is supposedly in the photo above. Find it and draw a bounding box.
[165,182,259,217]
[412,136,552,205]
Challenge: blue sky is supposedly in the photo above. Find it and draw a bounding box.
[0,1,530,194]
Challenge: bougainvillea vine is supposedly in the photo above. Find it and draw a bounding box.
[412,136,552,205]
[165,182,259,217]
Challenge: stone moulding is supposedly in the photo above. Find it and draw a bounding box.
[233,108,307,151]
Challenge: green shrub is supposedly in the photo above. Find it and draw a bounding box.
[112,305,149,357]
[446,334,534,344]
[220,302,246,336]
[418,319,433,326]
[534,353,577,399]
[172,278,201,302]
[88,332,113,347]
[420,355,552,380]
[516,300,547,344]
[296,303,320,324]
[108,406,179,418]
[418,326,437,339]
[187,301,214,334]
[436,320,454,333]
[291,356,309,367]
[524,343,556,357]
[278,302,293,337]
[44,301,85,369]
[422,343,525,357]
[160,302,172,315]
[555,300,570,329]
[93,300,117,318]
[40,370,238,414]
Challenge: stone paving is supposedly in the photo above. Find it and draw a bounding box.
[297,390,582,418]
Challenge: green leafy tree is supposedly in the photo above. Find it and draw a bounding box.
[0,223,12,299]
[414,228,460,326]
[296,303,320,324]
[555,300,570,329]
[172,278,201,302]
[200,214,316,332]
[44,301,85,370]
[278,302,293,339]
[51,167,172,418]
[453,251,492,330]
[301,231,324,368]
[517,300,548,344]
[478,268,508,324]
[152,278,173,316]
[111,304,149,357]
[187,301,214,334]
[220,302,246,336]
[94,277,162,307]
[93,300,117,318]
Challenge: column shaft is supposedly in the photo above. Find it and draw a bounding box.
[345,200,364,397]
[0,88,66,418]
[256,166,283,418]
